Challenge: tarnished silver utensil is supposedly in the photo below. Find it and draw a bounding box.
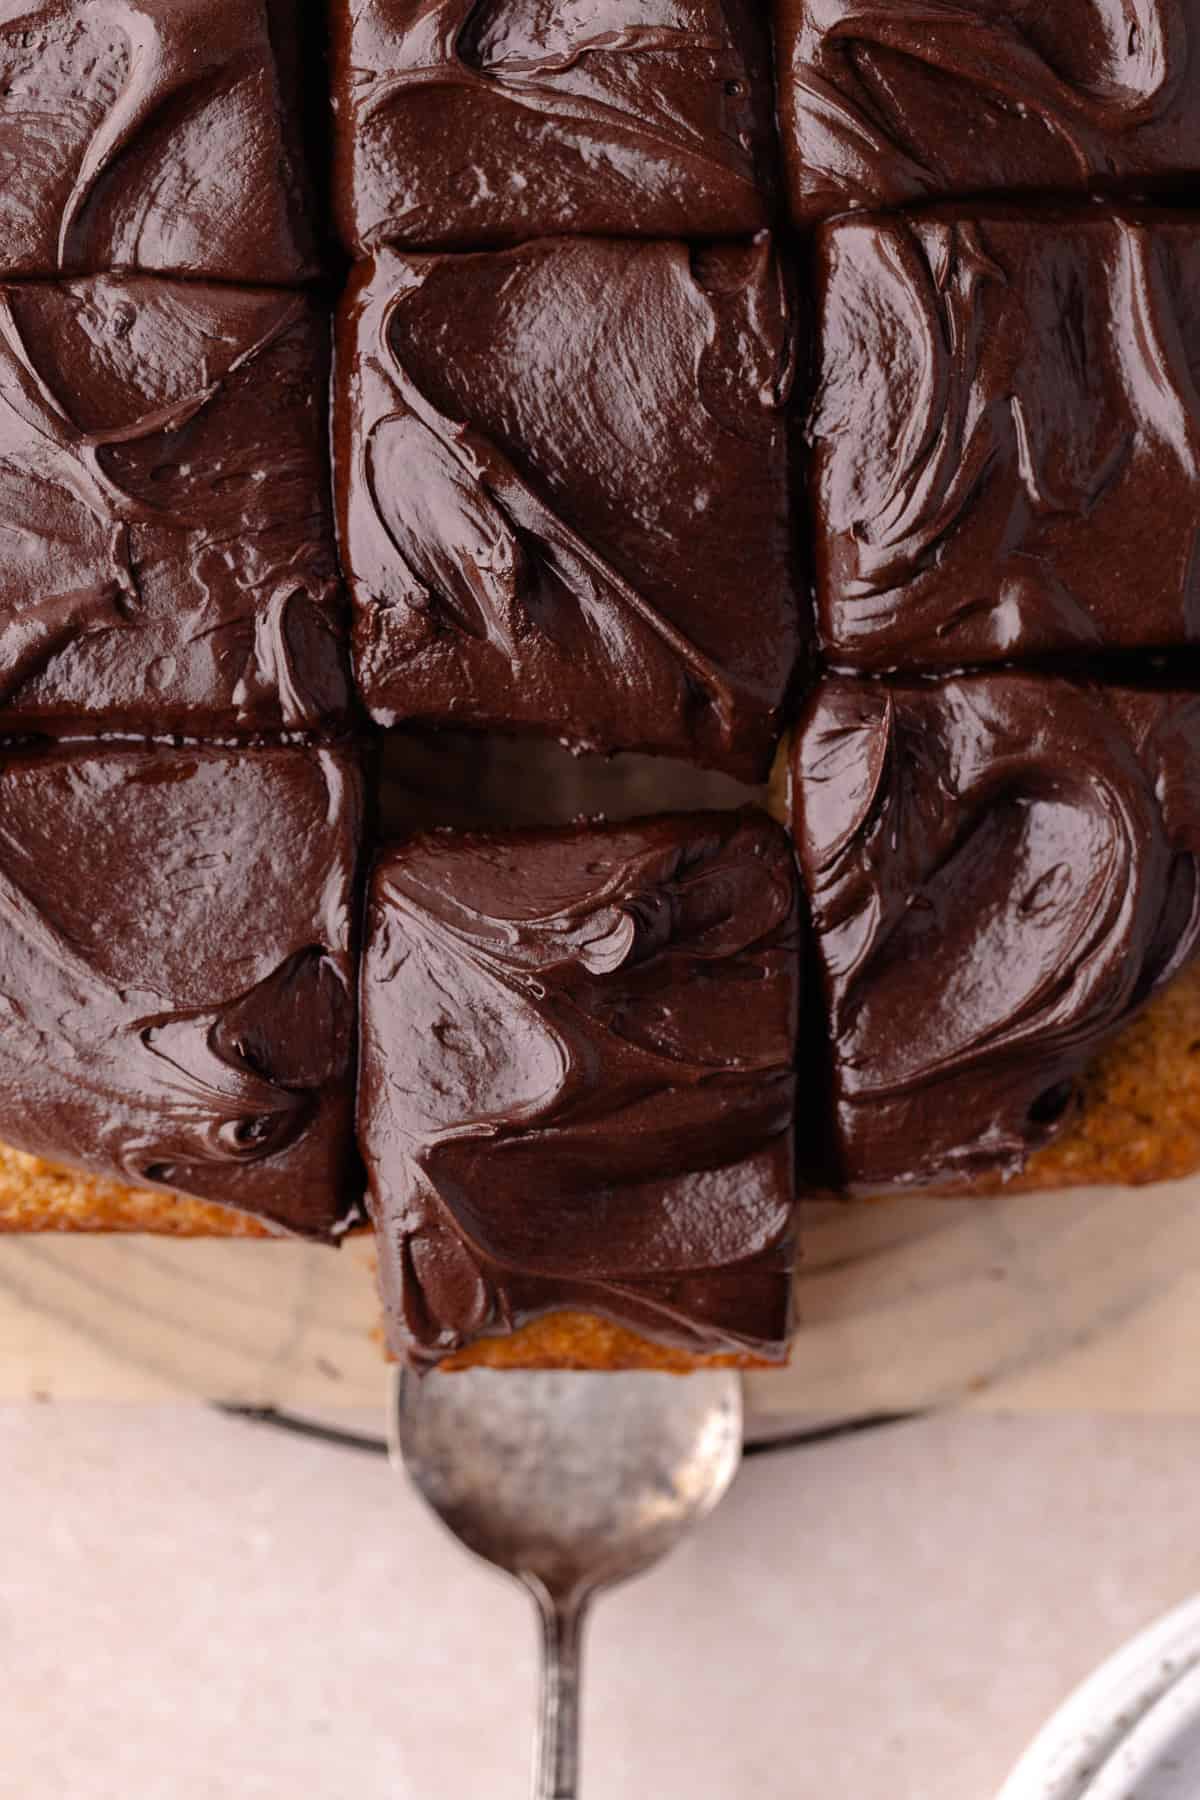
[392,1366,743,1798]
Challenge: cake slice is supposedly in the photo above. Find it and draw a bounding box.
[775,0,1200,226]
[807,204,1200,670]
[0,741,365,1239]
[357,810,803,1367]
[330,0,778,252]
[0,0,320,281]
[334,235,802,779]
[790,672,1200,1193]
[0,277,350,735]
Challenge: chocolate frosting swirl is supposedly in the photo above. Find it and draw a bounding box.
[0,277,348,733]
[332,0,776,249]
[0,744,364,1237]
[809,207,1200,669]
[335,235,799,779]
[358,810,801,1362]
[777,0,1200,224]
[792,674,1200,1190]
[0,0,317,280]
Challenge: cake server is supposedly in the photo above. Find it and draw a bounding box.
[392,1365,743,1798]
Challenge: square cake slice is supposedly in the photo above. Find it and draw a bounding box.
[775,0,1200,226]
[0,742,365,1238]
[0,0,319,281]
[791,673,1200,1192]
[335,237,802,779]
[358,810,802,1365]
[330,0,777,252]
[809,207,1200,670]
[0,278,349,735]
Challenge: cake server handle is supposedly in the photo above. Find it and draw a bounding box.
[528,1580,586,1799]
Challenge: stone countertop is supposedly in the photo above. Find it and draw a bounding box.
[3,1405,1199,1799]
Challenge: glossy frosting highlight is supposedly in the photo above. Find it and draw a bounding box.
[358,811,802,1364]
[0,0,318,280]
[776,0,1200,224]
[809,207,1200,670]
[0,744,365,1237]
[331,0,777,250]
[792,674,1200,1191]
[335,236,801,779]
[0,277,349,733]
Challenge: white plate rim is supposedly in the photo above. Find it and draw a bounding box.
[997,1591,1200,1800]
[1081,1657,1200,1799]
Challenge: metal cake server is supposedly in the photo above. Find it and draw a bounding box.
[391,1365,743,1799]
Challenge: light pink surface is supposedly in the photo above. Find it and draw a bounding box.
[1,1407,1197,1799]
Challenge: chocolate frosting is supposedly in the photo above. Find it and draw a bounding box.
[776,0,1200,225]
[358,810,801,1363]
[0,277,349,734]
[809,207,1200,670]
[792,674,1200,1191]
[0,0,318,281]
[335,235,801,779]
[331,0,776,251]
[0,743,365,1236]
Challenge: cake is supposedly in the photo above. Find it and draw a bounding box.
[1,0,1200,1373]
